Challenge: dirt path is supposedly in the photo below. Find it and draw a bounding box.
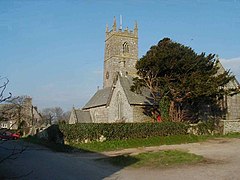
[105,138,240,180]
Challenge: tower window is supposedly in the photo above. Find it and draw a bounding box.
[123,42,129,54]
[106,71,109,79]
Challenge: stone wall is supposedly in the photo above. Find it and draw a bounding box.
[36,125,64,144]
[69,109,77,124]
[89,106,108,123]
[226,94,240,120]
[133,106,152,122]
[108,78,133,122]
[222,120,240,134]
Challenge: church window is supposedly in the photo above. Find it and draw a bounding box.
[123,42,129,54]
[117,92,123,120]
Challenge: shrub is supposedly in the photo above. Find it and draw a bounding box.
[196,120,216,135]
[188,119,219,135]
[59,122,189,143]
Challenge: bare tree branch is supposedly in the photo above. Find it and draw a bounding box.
[0,77,12,103]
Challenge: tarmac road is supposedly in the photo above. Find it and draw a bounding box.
[0,140,120,180]
[1,138,240,180]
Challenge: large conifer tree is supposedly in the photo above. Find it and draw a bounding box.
[132,38,238,122]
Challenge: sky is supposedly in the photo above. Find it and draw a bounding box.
[0,0,240,111]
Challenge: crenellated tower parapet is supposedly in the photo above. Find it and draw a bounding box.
[103,16,138,88]
[105,17,138,40]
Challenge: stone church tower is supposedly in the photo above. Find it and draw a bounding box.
[69,17,153,124]
[103,17,138,88]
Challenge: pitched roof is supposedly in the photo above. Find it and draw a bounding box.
[82,74,153,110]
[74,109,92,123]
[217,60,240,88]
[83,87,112,109]
[118,75,153,105]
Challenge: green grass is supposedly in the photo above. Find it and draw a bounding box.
[221,133,240,138]
[69,134,210,152]
[24,133,240,153]
[98,150,204,168]
[70,133,240,152]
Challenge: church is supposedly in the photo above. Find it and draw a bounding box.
[69,17,153,123]
[69,17,240,124]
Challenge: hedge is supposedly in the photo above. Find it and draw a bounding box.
[59,122,189,143]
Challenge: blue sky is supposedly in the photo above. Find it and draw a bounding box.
[1,0,240,111]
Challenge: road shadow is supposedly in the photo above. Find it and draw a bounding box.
[0,138,139,180]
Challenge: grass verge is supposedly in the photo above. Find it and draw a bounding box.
[70,133,240,152]
[70,135,199,152]
[24,133,240,153]
[98,150,204,168]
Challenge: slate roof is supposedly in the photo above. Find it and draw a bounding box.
[118,75,153,105]
[83,87,112,109]
[82,74,153,110]
[74,109,92,123]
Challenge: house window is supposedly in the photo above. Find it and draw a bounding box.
[1,123,7,128]
[123,42,129,54]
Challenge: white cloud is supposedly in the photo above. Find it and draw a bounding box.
[220,57,240,81]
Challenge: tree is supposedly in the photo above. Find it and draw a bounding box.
[0,77,12,128]
[132,38,239,122]
[41,107,65,125]
[0,77,11,103]
[61,111,71,124]
[6,96,32,133]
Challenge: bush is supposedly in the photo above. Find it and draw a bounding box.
[188,119,219,135]
[196,120,217,135]
[59,122,189,143]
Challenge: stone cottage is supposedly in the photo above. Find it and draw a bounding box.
[0,96,43,134]
[69,17,240,124]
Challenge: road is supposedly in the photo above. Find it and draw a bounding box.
[1,138,240,180]
[0,140,120,180]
